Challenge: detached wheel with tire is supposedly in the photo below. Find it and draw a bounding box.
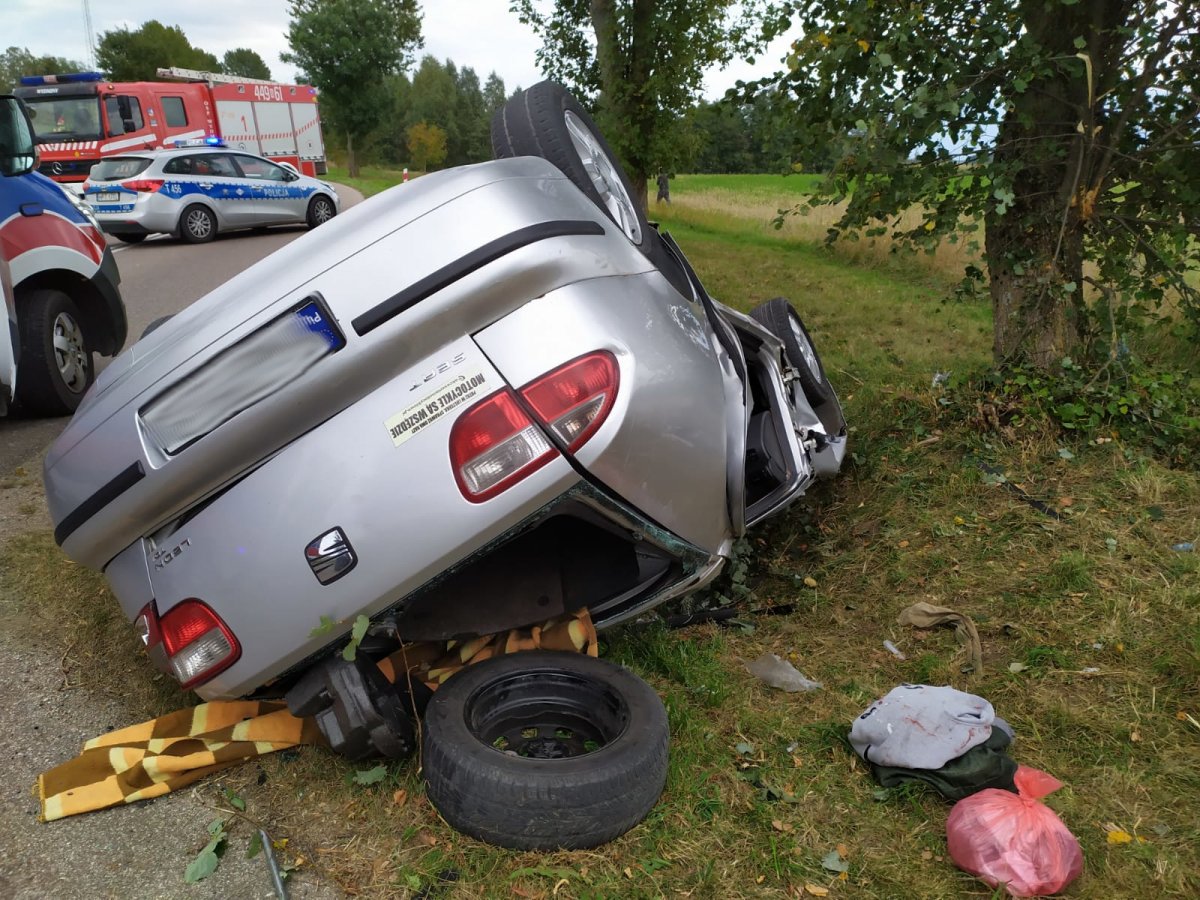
[751,297,834,405]
[422,650,669,850]
[179,204,216,243]
[13,288,93,416]
[492,81,651,254]
[306,194,336,229]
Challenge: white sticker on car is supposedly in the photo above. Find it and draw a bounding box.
[385,371,488,447]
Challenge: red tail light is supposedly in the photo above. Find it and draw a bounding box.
[122,179,164,193]
[136,600,240,689]
[520,351,620,451]
[449,389,557,502]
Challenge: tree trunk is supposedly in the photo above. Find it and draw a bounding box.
[984,1,1106,368]
[346,131,359,179]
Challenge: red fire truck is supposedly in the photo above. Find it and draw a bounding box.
[14,67,327,190]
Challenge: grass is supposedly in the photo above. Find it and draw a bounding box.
[3,174,1198,898]
[325,163,421,198]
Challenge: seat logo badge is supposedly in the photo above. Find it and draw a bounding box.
[305,528,357,585]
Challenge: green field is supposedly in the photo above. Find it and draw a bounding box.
[4,174,1196,899]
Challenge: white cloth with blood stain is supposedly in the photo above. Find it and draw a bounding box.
[849,684,995,769]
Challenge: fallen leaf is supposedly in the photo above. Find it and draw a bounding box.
[756,875,766,884]
[623,867,633,879]
[835,844,849,859]
[1130,728,1142,743]
[821,850,848,873]
[1008,662,1028,673]
[898,540,910,548]
[1107,830,1133,845]
[392,789,408,806]
[803,576,818,588]
[805,885,830,897]
[921,850,933,861]
[1059,497,1074,507]
[416,831,438,847]
[772,819,793,832]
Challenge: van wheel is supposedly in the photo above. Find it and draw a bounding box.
[179,205,216,243]
[422,651,669,850]
[750,298,834,405]
[12,288,93,417]
[306,195,336,228]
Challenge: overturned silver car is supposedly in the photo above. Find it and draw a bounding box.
[43,82,846,849]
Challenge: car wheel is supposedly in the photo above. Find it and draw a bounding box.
[422,650,669,850]
[115,233,147,244]
[306,195,336,229]
[139,315,174,340]
[492,81,651,252]
[179,204,216,243]
[12,288,93,417]
[750,297,834,405]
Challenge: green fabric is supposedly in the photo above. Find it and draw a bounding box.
[871,728,1017,801]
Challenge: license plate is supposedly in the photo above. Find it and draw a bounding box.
[93,192,120,202]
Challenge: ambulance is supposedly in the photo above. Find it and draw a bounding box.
[1,94,126,417]
[13,67,327,192]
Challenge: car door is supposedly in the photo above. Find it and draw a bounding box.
[230,154,305,225]
[200,153,255,226]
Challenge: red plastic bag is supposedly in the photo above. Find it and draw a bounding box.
[946,765,1083,897]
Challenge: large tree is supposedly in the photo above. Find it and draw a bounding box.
[0,47,84,93]
[513,0,779,206]
[769,0,1199,368]
[96,21,220,80]
[221,48,273,81]
[284,0,423,177]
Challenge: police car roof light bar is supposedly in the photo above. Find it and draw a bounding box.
[20,72,104,86]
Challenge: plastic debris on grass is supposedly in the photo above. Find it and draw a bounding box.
[744,653,822,692]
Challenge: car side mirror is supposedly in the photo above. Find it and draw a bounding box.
[0,96,37,178]
[284,171,299,182]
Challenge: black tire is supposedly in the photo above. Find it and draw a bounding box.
[422,651,669,850]
[139,315,174,340]
[306,194,336,229]
[114,233,147,244]
[750,297,834,405]
[492,81,651,254]
[12,288,93,417]
[179,204,216,243]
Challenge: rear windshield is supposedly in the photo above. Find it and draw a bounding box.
[90,157,153,181]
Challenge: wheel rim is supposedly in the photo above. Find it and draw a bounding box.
[313,199,333,224]
[563,110,642,244]
[186,209,212,239]
[52,311,88,393]
[465,668,630,760]
[789,315,823,384]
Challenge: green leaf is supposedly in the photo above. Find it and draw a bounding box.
[246,830,264,860]
[352,764,388,785]
[222,788,245,812]
[735,742,755,756]
[309,615,338,638]
[1057,448,1075,460]
[1073,36,1088,49]
[404,874,422,891]
[184,847,221,884]
[351,614,370,643]
[822,849,850,873]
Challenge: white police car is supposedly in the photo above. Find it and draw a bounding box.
[82,142,340,244]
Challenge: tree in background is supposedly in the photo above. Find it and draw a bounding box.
[513,0,781,208]
[406,121,448,171]
[96,21,220,80]
[455,66,489,163]
[768,0,1199,369]
[406,56,460,161]
[221,48,273,80]
[0,47,84,93]
[284,0,423,177]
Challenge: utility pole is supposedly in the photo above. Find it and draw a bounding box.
[81,0,97,69]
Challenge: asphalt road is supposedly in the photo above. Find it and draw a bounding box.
[0,185,362,900]
[1,185,362,474]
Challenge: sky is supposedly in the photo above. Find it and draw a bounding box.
[4,0,796,99]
